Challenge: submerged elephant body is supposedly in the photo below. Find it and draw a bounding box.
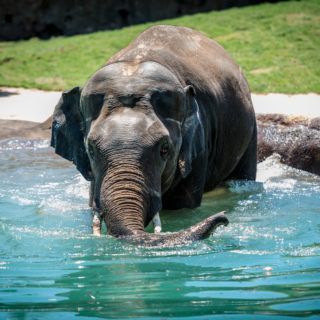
[52,25,257,245]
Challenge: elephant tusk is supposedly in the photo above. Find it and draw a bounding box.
[152,212,162,233]
[92,213,102,236]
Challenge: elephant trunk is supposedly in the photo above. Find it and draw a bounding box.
[125,211,229,246]
[100,162,148,237]
[100,162,228,246]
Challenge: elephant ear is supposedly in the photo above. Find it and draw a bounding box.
[178,85,205,178]
[51,86,92,181]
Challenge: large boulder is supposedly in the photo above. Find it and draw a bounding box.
[257,114,320,175]
[0,116,52,140]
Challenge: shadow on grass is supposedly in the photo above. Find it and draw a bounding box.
[0,89,18,97]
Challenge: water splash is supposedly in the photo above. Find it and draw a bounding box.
[0,139,319,319]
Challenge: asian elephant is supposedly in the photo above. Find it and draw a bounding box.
[51,25,257,245]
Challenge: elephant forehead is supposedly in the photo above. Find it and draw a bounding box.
[100,108,167,140]
[109,109,149,126]
[84,61,183,96]
[108,108,161,131]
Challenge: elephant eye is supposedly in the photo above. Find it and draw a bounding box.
[160,142,170,158]
[88,144,94,157]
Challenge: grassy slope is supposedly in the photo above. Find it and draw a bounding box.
[0,0,319,93]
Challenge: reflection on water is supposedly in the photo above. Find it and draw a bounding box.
[0,138,319,319]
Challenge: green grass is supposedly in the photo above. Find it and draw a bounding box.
[0,0,319,93]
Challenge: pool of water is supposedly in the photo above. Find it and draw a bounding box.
[0,138,319,319]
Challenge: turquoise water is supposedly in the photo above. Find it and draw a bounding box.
[0,138,319,320]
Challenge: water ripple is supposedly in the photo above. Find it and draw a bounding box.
[0,139,319,319]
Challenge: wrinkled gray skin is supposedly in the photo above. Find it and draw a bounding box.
[51,25,257,246]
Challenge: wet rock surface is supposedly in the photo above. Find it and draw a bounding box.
[0,116,52,140]
[257,114,320,175]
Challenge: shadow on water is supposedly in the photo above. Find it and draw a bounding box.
[0,139,319,319]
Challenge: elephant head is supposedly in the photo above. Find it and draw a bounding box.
[51,61,228,245]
